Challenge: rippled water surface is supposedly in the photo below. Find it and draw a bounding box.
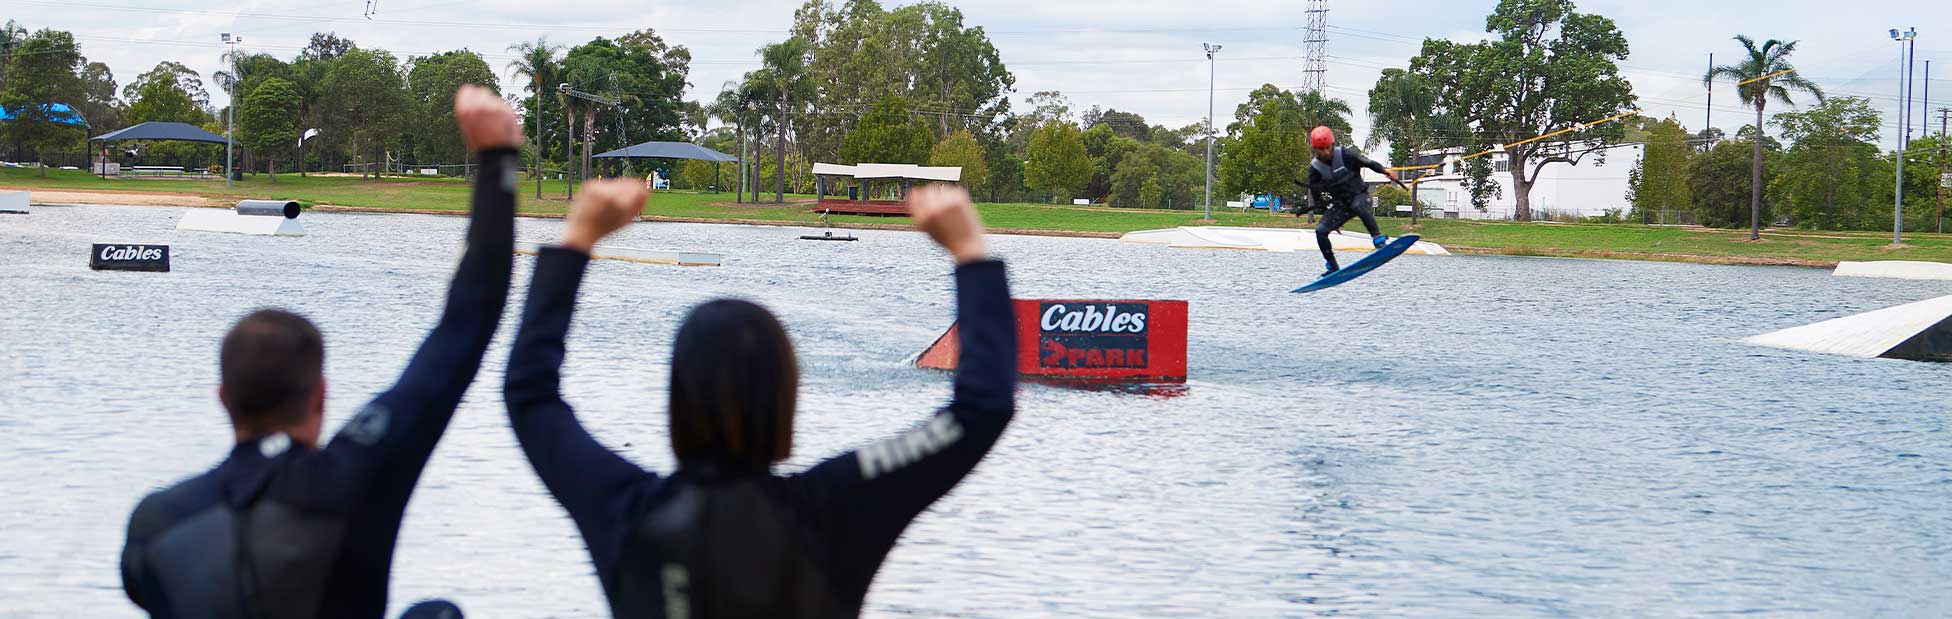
[3,204,1950,617]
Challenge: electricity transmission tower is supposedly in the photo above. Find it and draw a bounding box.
[1303,0,1329,93]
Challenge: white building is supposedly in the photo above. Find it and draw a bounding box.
[1399,142,1643,220]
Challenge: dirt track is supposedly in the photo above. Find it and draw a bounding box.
[8,188,226,208]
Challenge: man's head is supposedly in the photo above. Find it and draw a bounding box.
[1310,126,1336,160]
[668,299,799,470]
[220,309,326,446]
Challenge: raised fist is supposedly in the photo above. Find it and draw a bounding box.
[908,184,988,264]
[454,84,522,152]
[562,179,648,252]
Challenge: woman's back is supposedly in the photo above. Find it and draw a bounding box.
[501,184,1016,618]
[609,473,842,618]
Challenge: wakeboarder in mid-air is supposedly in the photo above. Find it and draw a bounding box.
[1298,126,1401,278]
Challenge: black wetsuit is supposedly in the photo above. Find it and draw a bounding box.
[118,148,518,619]
[502,249,1017,618]
[1300,146,1390,270]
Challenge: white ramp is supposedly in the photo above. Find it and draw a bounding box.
[1119,226,1449,255]
[1745,294,1952,361]
[1834,261,1952,281]
[515,242,721,267]
[176,209,305,236]
[0,190,27,214]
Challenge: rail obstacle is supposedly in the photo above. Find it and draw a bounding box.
[917,299,1189,382]
[176,200,304,236]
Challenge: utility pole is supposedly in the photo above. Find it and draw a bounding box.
[1939,107,1948,234]
[1203,43,1221,222]
[533,77,543,199]
[220,33,242,188]
[1704,53,1713,147]
[1906,36,1918,150]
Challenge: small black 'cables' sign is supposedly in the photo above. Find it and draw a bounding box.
[90,244,170,272]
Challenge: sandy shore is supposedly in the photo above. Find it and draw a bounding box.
[15,188,228,208]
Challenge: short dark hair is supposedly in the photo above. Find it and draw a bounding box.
[668,299,798,469]
[220,309,324,431]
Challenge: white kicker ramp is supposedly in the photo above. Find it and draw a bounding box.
[1834,261,1952,281]
[1745,294,1952,361]
[515,241,722,267]
[0,190,28,213]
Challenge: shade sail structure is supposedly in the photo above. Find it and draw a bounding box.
[593,141,739,162]
[90,121,234,145]
[0,103,87,126]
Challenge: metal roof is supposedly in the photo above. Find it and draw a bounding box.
[592,141,739,162]
[90,121,233,145]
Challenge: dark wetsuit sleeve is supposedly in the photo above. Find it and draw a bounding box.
[1346,148,1390,175]
[306,147,516,615]
[120,500,154,612]
[320,146,516,481]
[787,260,1016,578]
[503,246,652,571]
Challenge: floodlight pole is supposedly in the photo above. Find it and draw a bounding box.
[222,34,241,188]
[1202,41,1218,219]
[1893,28,1917,245]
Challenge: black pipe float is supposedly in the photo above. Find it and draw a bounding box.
[235,200,301,219]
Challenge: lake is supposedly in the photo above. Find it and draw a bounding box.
[3,204,1949,617]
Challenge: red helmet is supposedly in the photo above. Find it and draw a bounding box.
[1309,126,1335,149]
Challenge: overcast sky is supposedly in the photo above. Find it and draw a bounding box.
[13,0,1948,151]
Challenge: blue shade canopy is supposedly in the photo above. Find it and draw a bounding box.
[593,141,739,162]
[0,103,87,126]
[90,121,234,145]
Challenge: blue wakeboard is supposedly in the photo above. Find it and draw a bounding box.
[1293,234,1421,293]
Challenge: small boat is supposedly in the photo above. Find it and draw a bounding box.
[800,209,859,241]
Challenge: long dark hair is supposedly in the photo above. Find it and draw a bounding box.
[668,299,799,470]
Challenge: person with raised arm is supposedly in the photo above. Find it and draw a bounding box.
[503,183,1017,618]
[120,85,519,619]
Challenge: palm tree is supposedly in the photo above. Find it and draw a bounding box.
[1367,69,1464,225]
[0,20,28,89]
[506,37,561,199]
[709,85,747,201]
[758,37,811,203]
[1705,36,1823,240]
[1294,90,1354,134]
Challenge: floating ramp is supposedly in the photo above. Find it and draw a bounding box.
[515,242,721,267]
[1834,261,1952,281]
[1745,294,1952,361]
[0,190,27,214]
[1119,226,1449,255]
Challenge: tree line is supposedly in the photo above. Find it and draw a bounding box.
[3,0,1943,230]
[0,22,690,182]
